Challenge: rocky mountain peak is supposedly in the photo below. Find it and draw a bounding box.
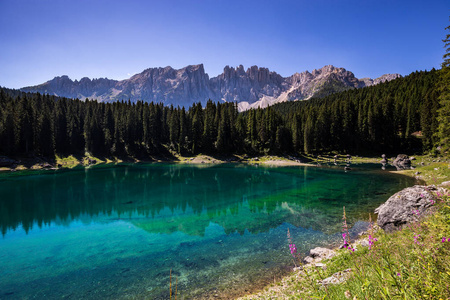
[21,64,401,110]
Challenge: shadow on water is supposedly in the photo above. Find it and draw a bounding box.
[0,163,417,299]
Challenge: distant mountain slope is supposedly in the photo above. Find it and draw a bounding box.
[21,64,401,111]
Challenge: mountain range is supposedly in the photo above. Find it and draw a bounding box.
[21,64,401,111]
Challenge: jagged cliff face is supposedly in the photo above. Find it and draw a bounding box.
[21,64,401,111]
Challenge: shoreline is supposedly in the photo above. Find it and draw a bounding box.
[236,158,450,300]
[0,154,318,173]
[2,152,417,173]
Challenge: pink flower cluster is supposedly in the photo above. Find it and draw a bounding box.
[289,244,297,256]
[413,233,424,246]
[342,233,355,252]
[441,237,450,243]
[368,234,378,250]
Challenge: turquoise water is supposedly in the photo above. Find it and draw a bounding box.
[0,163,416,299]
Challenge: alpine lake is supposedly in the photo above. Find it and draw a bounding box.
[0,162,417,299]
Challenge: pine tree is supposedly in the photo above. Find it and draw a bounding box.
[202,100,217,153]
[191,103,203,154]
[436,23,450,153]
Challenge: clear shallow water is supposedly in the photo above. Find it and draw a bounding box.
[0,163,416,299]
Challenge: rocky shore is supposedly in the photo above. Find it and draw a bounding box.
[239,180,450,299]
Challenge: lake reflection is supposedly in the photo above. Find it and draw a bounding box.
[0,163,415,299]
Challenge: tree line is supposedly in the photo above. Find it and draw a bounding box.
[0,68,444,158]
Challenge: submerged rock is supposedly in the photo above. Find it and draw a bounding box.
[375,185,445,232]
[392,154,411,170]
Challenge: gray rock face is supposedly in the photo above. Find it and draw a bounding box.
[392,154,412,170]
[360,73,401,86]
[375,185,445,232]
[21,64,401,110]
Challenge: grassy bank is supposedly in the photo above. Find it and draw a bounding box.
[239,159,450,300]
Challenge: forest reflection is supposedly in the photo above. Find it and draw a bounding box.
[0,163,415,236]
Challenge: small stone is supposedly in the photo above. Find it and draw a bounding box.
[314,262,327,270]
[303,256,314,264]
[345,290,352,299]
[358,239,370,247]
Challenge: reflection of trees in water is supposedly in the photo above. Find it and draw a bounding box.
[0,164,415,236]
[0,164,272,235]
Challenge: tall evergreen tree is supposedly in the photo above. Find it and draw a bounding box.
[436,22,450,153]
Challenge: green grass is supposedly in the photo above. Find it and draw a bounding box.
[399,155,450,185]
[55,154,80,168]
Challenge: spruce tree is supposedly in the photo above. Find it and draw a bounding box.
[436,23,450,153]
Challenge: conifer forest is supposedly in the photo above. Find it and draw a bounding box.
[0,69,445,158]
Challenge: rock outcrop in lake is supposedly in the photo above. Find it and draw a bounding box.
[392,154,412,170]
[375,185,446,232]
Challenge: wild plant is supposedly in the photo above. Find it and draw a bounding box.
[287,228,302,267]
[169,269,178,300]
[341,206,355,252]
[367,214,377,250]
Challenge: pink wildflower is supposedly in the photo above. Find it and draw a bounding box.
[289,244,297,256]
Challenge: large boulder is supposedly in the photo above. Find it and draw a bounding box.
[375,185,445,232]
[392,154,411,170]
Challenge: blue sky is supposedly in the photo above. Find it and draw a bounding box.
[0,0,448,89]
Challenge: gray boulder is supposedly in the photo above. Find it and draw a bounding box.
[303,247,336,263]
[392,154,411,170]
[440,181,450,187]
[375,185,445,232]
[309,247,335,259]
